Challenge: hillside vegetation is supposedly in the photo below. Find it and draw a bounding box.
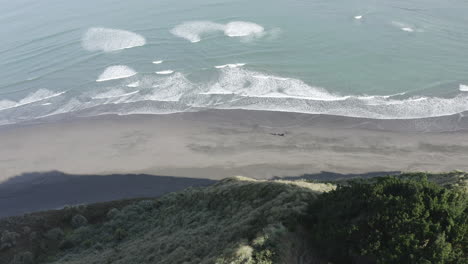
[0,172,466,264]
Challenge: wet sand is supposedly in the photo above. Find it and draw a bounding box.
[1,109,468,182]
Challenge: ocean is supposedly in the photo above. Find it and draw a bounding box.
[1,0,468,125]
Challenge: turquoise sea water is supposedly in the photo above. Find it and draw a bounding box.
[1,0,468,124]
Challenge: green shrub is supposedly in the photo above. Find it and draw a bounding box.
[305,176,468,264]
[59,239,75,250]
[71,214,88,228]
[137,200,156,211]
[10,251,34,264]
[114,228,128,241]
[0,230,19,250]
[106,208,119,219]
[45,228,64,241]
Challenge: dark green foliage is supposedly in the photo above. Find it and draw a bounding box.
[0,231,19,250]
[113,228,127,241]
[59,239,74,250]
[305,175,468,264]
[106,208,119,219]
[10,251,34,264]
[45,228,64,241]
[71,215,88,228]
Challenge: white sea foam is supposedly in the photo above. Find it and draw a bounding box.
[204,68,341,101]
[96,65,137,82]
[214,63,246,69]
[252,75,289,81]
[196,68,468,119]
[127,81,140,88]
[152,60,163,64]
[156,70,174,75]
[82,27,146,52]
[171,21,268,42]
[5,70,468,123]
[391,21,416,33]
[0,100,16,111]
[0,89,65,111]
[354,15,363,20]
[139,73,194,102]
[224,21,265,37]
[170,21,225,43]
[459,84,468,92]
[42,103,52,106]
[92,89,139,100]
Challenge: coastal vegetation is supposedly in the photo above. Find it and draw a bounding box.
[0,172,466,264]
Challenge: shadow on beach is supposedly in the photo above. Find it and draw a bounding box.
[0,171,216,218]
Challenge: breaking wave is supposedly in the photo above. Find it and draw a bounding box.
[96,65,137,82]
[156,70,174,75]
[2,68,468,125]
[82,27,146,52]
[0,89,65,111]
[214,63,245,69]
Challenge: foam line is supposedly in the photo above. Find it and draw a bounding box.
[92,90,139,99]
[156,70,174,75]
[0,89,65,111]
[127,81,140,88]
[214,63,246,69]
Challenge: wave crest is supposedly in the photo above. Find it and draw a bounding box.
[96,65,137,82]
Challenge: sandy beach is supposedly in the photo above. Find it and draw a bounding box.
[1,109,468,182]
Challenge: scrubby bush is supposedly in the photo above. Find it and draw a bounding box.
[10,251,34,264]
[71,214,88,228]
[0,230,19,250]
[22,226,31,234]
[114,228,128,241]
[106,208,119,219]
[45,228,64,241]
[59,239,75,250]
[137,200,156,211]
[305,176,468,264]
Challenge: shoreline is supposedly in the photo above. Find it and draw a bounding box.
[1,109,468,182]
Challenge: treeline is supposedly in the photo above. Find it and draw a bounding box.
[304,174,467,264]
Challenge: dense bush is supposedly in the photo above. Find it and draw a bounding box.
[71,215,88,228]
[10,251,34,264]
[305,176,467,264]
[45,228,64,241]
[44,177,333,264]
[0,231,19,250]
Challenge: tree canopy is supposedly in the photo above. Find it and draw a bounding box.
[305,175,467,264]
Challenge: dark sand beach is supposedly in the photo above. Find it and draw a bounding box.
[1,109,468,182]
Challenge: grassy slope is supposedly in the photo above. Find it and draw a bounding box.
[0,172,465,264]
